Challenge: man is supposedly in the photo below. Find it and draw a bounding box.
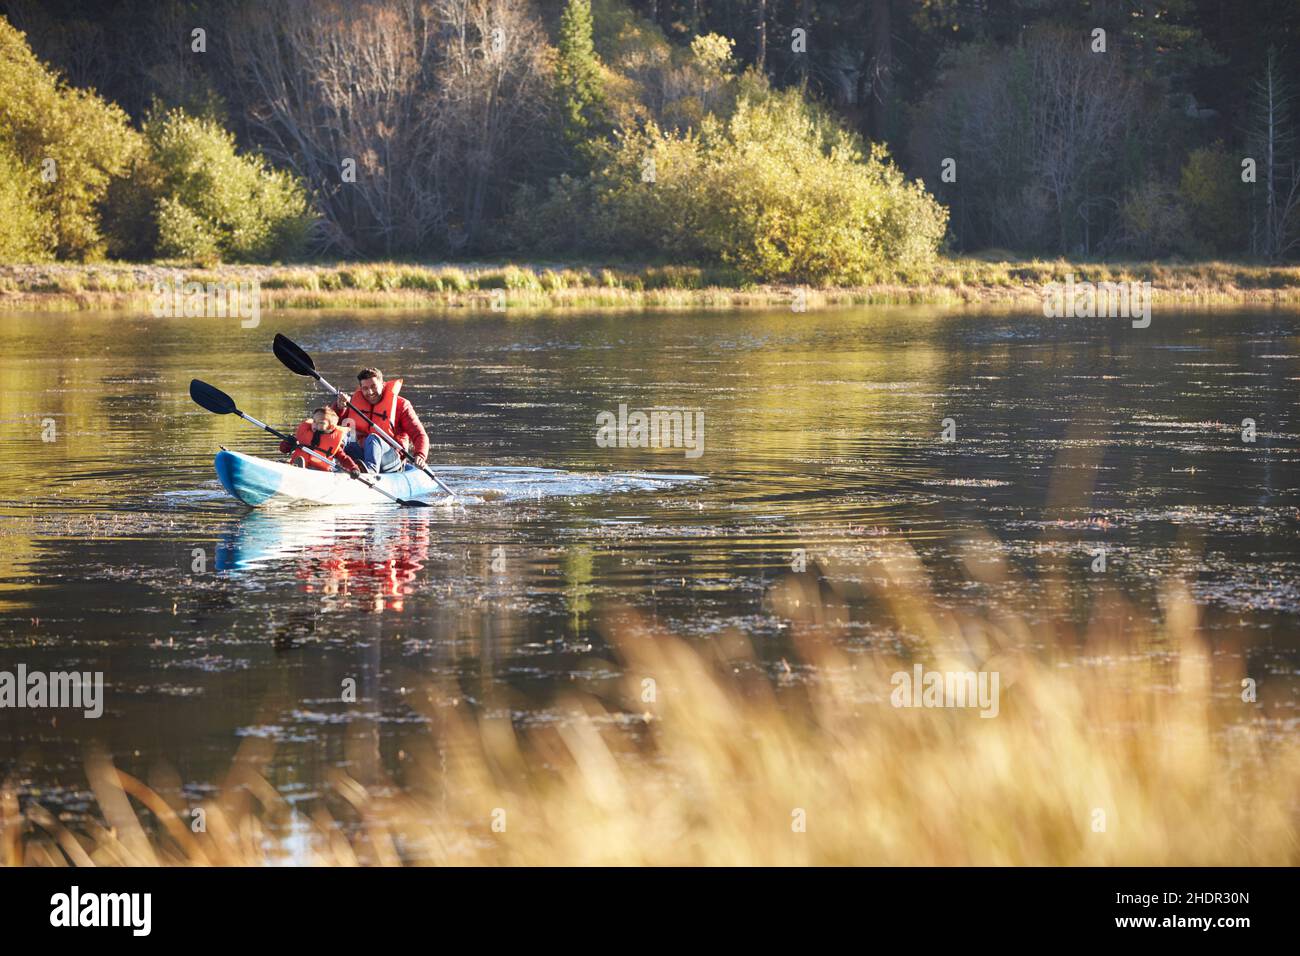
[280,406,362,474]
[336,366,429,473]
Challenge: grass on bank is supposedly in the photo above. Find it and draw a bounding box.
[3,537,1297,866]
[2,257,1300,312]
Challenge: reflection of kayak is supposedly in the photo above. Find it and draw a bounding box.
[217,506,427,578]
[216,508,375,569]
[214,449,449,508]
[216,508,429,611]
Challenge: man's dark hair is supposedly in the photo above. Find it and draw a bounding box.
[358,367,382,382]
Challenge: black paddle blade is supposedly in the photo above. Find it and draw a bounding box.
[189,379,237,415]
[273,333,316,377]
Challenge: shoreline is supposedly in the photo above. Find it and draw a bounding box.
[3,258,1300,312]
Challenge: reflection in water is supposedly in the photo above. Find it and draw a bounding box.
[219,509,431,612]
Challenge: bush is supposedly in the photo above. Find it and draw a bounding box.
[1180,144,1248,256]
[0,141,54,261]
[1118,181,1191,258]
[146,109,314,262]
[517,87,947,284]
[0,17,140,260]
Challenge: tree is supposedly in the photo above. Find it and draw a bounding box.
[145,109,314,262]
[910,26,1137,254]
[0,140,53,261]
[225,0,444,256]
[429,0,554,250]
[0,15,140,260]
[1179,143,1247,256]
[1247,47,1300,260]
[555,0,606,161]
[225,0,551,256]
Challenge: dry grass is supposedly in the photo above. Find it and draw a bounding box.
[4,537,1296,867]
[2,258,1300,312]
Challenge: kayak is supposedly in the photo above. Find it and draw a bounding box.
[214,449,450,507]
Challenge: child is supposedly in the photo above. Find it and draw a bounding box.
[280,406,362,473]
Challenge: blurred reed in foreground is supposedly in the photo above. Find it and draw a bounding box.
[3,537,1297,866]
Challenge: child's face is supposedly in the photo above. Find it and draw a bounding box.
[313,412,335,433]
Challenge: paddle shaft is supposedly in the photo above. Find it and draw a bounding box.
[234,410,419,508]
[314,375,457,498]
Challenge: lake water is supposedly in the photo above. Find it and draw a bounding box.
[1,306,1297,823]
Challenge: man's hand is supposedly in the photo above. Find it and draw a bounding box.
[414,453,427,468]
[348,468,361,479]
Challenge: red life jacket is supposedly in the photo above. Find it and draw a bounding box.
[345,378,404,444]
[289,420,346,471]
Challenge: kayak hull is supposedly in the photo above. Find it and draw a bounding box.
[214,449,446,507]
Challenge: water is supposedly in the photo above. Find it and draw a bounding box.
[1,306,1297,818]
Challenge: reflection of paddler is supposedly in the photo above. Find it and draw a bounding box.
[297,520,430,609]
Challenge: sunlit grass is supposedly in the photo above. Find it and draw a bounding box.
[4,536,1296,866]
[3,257,1300,312]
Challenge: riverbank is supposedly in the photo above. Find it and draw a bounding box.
[3,257,1300,312]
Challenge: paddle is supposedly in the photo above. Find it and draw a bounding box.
[188,379,432,508]
[272,333,458,499]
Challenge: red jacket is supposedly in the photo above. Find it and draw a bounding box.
[335,393,429,460]
[279,430,360,471]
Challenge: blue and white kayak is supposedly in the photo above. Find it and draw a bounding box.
[214,449,449,507]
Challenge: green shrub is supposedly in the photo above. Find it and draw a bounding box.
[517,87,947,284]
[146,109,314,262]
[155,196,220,263]
[1118,181,1191,258]
[1180,144,1247,256]
[0,140,54,260]
[0,17,140,260]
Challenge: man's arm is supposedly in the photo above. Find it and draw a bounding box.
[397,398,430,462]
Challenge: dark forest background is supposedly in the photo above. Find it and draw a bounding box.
[2,0,1298,279]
